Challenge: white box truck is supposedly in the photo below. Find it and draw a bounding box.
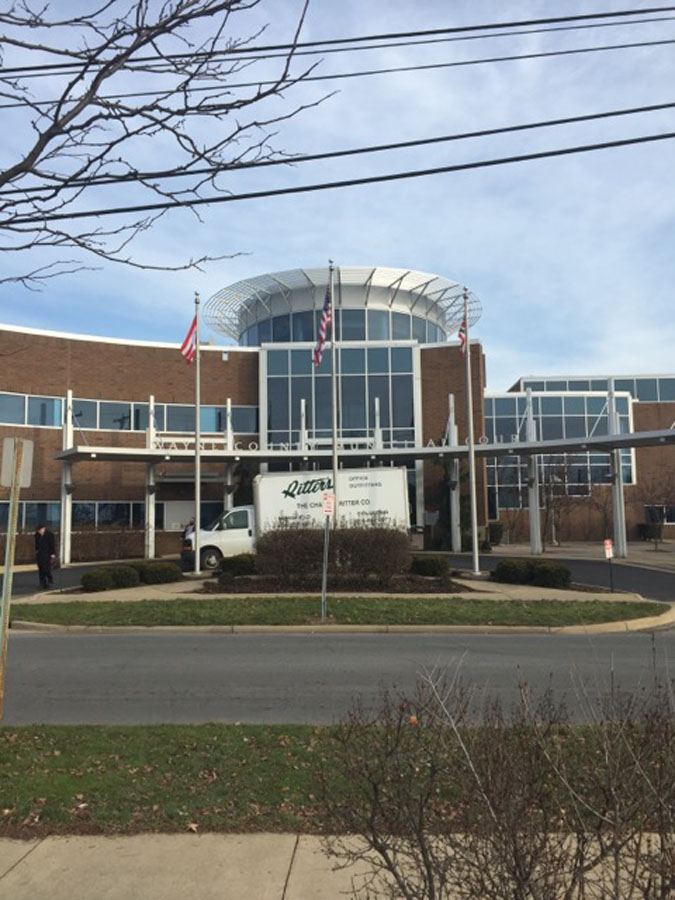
[182,466,410,570]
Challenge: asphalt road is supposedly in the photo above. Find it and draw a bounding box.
[4,631,674,725]
[6,555,674,600]
[446,555,674,602]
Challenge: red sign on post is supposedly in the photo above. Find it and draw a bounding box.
[322,493,335,516]
[604,539,614,559]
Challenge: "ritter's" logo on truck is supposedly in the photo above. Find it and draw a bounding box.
[281,476,333,499]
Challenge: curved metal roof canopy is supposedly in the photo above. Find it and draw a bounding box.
[204,265,481,342]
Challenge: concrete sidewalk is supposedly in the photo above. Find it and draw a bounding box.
[0,834,366,900]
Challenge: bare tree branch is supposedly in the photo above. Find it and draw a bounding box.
[0,0,321,284]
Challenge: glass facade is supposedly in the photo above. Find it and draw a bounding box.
[242,310,446,347]
[520,376,675,402]
[0,390,258,435]
[485,392,634,512]
[265,344,416,448]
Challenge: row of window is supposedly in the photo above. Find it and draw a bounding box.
[486,394,630,418]
[0,501,228,531]
[267,345,414,377]
[484,394,631,443]
[241,309,446,346]
[487,453,633,513]
[0,392,259,434]
[519,376,675,402]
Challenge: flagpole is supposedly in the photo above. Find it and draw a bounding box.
[329,261,339,525]
[194,291,202,575]
[463,288,480,576]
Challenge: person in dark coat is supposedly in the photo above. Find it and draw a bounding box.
[34,524,56,590]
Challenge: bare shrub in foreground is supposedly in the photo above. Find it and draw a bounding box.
[319,671,675,899]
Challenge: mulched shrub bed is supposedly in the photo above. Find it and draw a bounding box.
[203,573,472,594]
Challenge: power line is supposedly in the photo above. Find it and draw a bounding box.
[2,5,674,76]
[8,130,675,225]
[4,100,674,195]
[3,34,673,109]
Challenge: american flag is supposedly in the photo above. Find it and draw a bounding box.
[313,284,332,366]
[458,318,467,356]
[180,315,197,364]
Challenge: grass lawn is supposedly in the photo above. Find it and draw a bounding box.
[10,596,665,627]
[0,724,326,837]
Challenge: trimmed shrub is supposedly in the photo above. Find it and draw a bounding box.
[218,553,257,579]
[410,556,449,578]
[140,561,183,584]
[81,567,115,592]
[255,529,324,581]
[493,559,533,584]
[529,561,571,589]
[493,558,571,589]
[334,528,411,580]
[109,565,141,589]
[124,560,183,584]
[255,527,411,584]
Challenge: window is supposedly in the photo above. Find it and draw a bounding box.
[341,309,365,340]
[391,347,412,372]
[27,396,61,427]
[659,378,675,401]
[267,379,289,434]
[412,316,426,343]
[267,350,288,376]
[292,311,314,341]
[272,314,290,342]
[99,401,131,430]
[200,406,224,433]
[0,393,25,424]
[391,375,413,427]
[232,407,258,433]
[367,309,389,341]
[291,349,312,375]
[223,509,249,529]
[258,318,271,343]
[392,312,410,339]
[291,378,312,430]
[494,397,516,417]
[341,376,366,430]
[166,405,194,432]
[97,503,131,527]
[340,348,365,374]
[635,378,658,401]
[24,502,60,530]
[367,347,389,373]
[73,399,97,429]
[73,503,96,526]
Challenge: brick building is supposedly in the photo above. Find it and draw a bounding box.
[0,265,672,563]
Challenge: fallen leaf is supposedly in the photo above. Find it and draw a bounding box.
[186,822,199,833]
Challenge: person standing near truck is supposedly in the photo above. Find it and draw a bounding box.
[34,523,56,590]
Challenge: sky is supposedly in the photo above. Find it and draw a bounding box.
[1,0,674,391]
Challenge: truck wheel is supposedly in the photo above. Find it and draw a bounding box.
[200,547,222,571]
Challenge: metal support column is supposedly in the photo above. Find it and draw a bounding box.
[144,463,156,559]
[608,381,628,557]
[59,390,74,565]
[224,398,234,511]
[526,388,543,554]
[448,394,461,553]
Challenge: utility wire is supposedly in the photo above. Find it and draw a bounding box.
[4,100,674,196]
[8,130,675,225]
[3,35,673,108]
[2,5,674,76]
